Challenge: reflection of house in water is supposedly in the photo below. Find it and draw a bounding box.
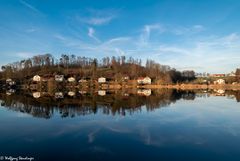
[122,76,129,81]
[137,77,151,84]
[1,89,239,119]
[55,92,64,99]
[79,90,87,95]
[33,92,41,98]
[213,89,225,96]
[33,75,41,82]
[55,75,64,82]
[68,77,76,82]
[98,90,106,96]
[137,89,151,96]
[6,78,16,86]
[6,89,15,95]
[79,79,88,83]
[68,91,75,96]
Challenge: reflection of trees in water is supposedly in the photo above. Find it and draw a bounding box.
[0,89,239,119]
[223,90,240,102]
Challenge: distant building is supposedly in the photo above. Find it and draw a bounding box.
[214,79,225,85]
[98,77,106,83]
[33,75,41,82]
[137,77,151,84]
[211,74,225,77]
[137,89,151,96]
[228,72,236,77]
[67,77,75,82]
[55,75,64,82]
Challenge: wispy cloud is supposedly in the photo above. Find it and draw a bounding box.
[19,0,41,14]
[75,8,118,26]
[170,24,205,35]
[140,24,165,45]
[16,52,40,58]
[88,27,100,42]
[86,16,114,25]
[25,27,38,33]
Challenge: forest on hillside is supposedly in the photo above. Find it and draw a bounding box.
[0,53,207,84]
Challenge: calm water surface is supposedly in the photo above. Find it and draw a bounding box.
[0,90,240,161]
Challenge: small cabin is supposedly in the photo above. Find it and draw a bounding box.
[214,79,225,85]
[67,77,76,82]
[98,77,106,83]
[137,77,151,84]
[33,75,41,82]
[55,75,64,82]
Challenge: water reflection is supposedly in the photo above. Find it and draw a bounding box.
[0,89,240,119]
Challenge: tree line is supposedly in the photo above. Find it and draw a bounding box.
[0,53,197,84]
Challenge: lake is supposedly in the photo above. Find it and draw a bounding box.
[0,89,240,161]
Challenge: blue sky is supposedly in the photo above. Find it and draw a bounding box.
[0,0,240,73]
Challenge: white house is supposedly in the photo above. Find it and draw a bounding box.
[98,77,106,83]
[137,77,151,84]
[33,92,41,98]
[33,75,41,82]
[214,79,225,85]
[67,77,76,82]
[137,89,152,96]
[98,90,106,96]
[55,75,64,82]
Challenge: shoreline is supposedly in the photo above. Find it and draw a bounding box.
[143,84,240,90]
